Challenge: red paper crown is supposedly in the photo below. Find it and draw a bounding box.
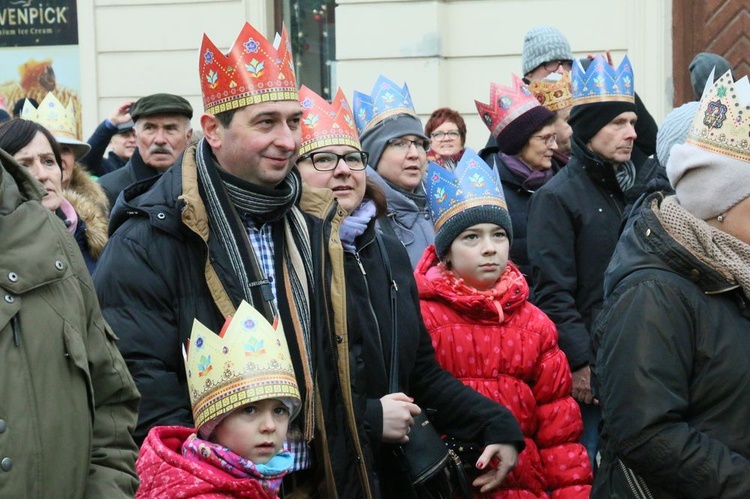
[299,86,361,155]
[475,74,542,138]
[200,22,298,115]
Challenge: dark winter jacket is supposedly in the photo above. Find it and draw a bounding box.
[94,144,372,498]
[98,148,162,209]
[526,136,665,370]
[81,120,129,177]
[347,223,525,497]
[591,193,750,498]
[0,148,140,497]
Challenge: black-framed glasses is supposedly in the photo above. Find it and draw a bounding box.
[387,137,429,151]
[430,130,461,140]
[532,133,558,146]
[542,59,573,72]
[298,150,369,171]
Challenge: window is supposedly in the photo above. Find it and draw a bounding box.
[275,0,336,100]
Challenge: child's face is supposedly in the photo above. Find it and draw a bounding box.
[444,223,509,291]
[212,398,291,464]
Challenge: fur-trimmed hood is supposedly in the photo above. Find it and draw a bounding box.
[64,164,110,260]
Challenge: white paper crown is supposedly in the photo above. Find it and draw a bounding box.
[687,69,750,162]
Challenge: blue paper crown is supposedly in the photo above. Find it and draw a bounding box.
[571,54,635,105]
[425,148,508,233]
[352,75,418,136]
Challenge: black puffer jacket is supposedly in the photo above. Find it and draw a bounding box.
[347,222,525,497]
[97,148,161,209]
[526,137,665,370]
[591,193,750,498]
[94,146,372,497]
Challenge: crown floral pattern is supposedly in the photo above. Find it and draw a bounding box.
[687,70,750,162]
[425,148,508,233]
[184,301,300,431]
[21,92,80,140]
[199,23,298,114]
[571,54,635,105]
[475,74,544,138]
[298,86,361,155]
[351,75,418,136]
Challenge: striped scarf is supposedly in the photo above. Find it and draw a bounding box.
[195,139,316,440]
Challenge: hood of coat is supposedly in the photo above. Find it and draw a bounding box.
[414,244,529,320]
[1,151,79,299]
[68,163,110,215]
[603,192,737,298]
[63,188,109,260]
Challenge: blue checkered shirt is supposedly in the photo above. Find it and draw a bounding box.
[245,219,312,472]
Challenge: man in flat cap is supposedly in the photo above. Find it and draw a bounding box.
[98,93,193,208]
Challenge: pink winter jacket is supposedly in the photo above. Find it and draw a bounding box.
[415,246,592,498]
[136,426,278,499]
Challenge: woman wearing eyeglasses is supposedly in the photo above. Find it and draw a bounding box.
[424,108,466,171]
[476,75,559,285]
[296,86,525,499]
[351,76,435,268]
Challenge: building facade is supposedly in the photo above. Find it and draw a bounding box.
[77,0,672,149]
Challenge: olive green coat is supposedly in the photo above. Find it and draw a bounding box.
[0,149,140,498]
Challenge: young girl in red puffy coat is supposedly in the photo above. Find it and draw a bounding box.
[414,149,592,498]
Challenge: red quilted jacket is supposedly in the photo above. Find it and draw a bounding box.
[136,426,278,498]
[415,246,592,498]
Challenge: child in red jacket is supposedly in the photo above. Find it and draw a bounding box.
[414,149,592,498]
[136,301,300,498]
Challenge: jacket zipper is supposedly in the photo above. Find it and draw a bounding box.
[618,459,653,499]
[321,205,371,498]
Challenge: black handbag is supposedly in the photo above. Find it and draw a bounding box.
[375,234,473,499]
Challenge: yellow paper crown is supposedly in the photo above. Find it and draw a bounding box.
[687,70,750,162]
[21,92,80,141]
[184,301,300,433]
[528,73,573,112]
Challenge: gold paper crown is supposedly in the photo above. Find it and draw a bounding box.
[199,22,298,115]
[528,73,573,112]
[687,70,750,162]
[21,92,80,141]
[184,301,300,432]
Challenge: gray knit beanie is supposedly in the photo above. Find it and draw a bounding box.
[667,143,750,220]
[360,114,428,170]
[522,26,574,76]
[435,205,513,260]
[656,102,699,166]
[689,53,732,98]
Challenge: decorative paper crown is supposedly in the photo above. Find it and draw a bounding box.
[21,92,80,141]
[425,148,508,233]
[687,69,750,162]
[571,54,634,105]
[184,300,300,432]
[475,74,543,138]
[352,75,418,136]
[200,22,297,115]
[528,73,573,111]
[299,86,361,155]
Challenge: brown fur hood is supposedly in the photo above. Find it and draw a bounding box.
[64,164,110,259]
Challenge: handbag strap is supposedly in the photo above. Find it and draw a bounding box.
[374,232,400,394]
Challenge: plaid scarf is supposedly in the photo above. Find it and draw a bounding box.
[195,139,316,440]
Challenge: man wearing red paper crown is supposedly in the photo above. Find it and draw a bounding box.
[94,22,371,497]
